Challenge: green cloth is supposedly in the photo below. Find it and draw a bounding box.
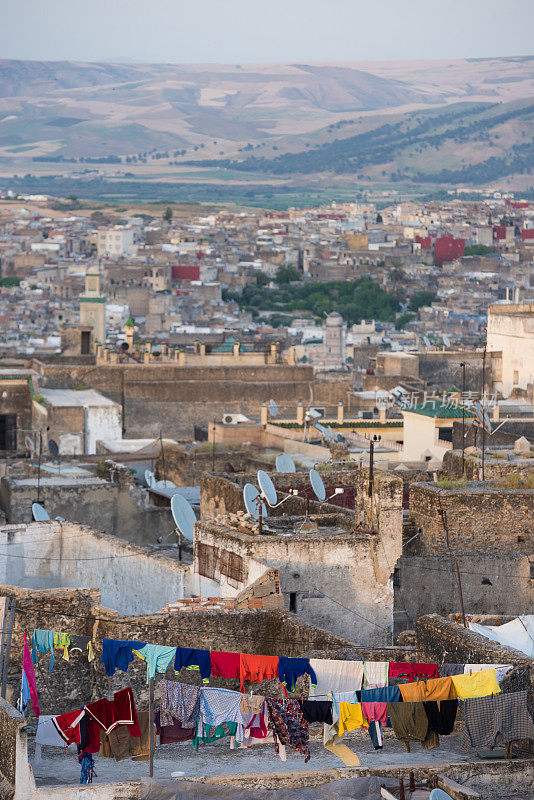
[193,721,238,750]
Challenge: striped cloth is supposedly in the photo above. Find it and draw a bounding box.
[463,691,534,749]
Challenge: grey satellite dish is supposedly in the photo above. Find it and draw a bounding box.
[257,470,277,506]
[276,454,296,473]
[423,336,431,348]
[48,439,59,459]
[309,469,326,501]
[243,483,267,520]
[55,516,65,522]
[442,334,451,348]
[312,421,335,442]
[32,503,50,522]
[144,469,155,488]
[155,479,176,490]
[25,435,35,454]
[269,399,279,417]
[171,494,196,541]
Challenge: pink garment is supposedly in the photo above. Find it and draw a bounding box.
[361,701,388,725]
[23,633,40,717]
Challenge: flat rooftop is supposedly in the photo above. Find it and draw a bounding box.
[39,388,119,407]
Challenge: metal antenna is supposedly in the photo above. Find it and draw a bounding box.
[159,429,166,484]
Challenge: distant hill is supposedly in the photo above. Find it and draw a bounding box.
[0,56,533,189]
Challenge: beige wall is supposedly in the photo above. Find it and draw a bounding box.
[487,303,534,397]
[402,411,452,461]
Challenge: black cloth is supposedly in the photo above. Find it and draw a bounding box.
[69,634,91,653]
[298,700,333,725]
[440,663,464,677]
[423,699,458,735]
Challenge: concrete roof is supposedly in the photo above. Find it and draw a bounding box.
[39,389,120,408]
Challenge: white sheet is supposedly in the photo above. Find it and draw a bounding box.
[468,616,534,658]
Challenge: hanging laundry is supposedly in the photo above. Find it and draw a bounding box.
[159,680,201,728]
[463,691,534,749]
[77,714,101,755]
[266,697,310,762]
[17,633,40,718]
[388,702,439,751]
[240,694,265,715]
[399,676,456,702]
[99,711,155,761]
[155,711,195,743]
[361,701,389,726]
[69,635,94,663]
[363,661,388,689]
[440,663,465,677]
[308,658,363,698]
[277,657,317,693]
[193,721,238,750]
[323,694,361,766]
[52,709,86,746]
[53,632,71,661]
[100,639,147,678]
[423,700,458,735]
[79,753,95,784]
[200,687,246,742]
[85,687,141,737]
[239,654,279,692]
[388,662,438,683]
[174,648,211,683]
[210,651,240,680]
[337,702,368,735]
[31,629,56,672]
[360,685,401,704]
[135,644,177,682]
[463,664,513,685]
[451,668,501,700]
[298,700,333,725]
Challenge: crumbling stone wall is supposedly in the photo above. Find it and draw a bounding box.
[442,448,534,481]
[409,482,534,554]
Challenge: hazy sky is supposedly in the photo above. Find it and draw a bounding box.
[2,0,533,64]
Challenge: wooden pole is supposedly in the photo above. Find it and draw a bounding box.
[1,600,16,699]
[148,677,155,777]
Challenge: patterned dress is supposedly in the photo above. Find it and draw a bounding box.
[266,698,310,762]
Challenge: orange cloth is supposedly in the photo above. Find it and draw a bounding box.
[239,654,279,692]
[399,676,456,702]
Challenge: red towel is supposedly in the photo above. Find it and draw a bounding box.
[388,662,438,683]
[210,651,240,680]
[85,687,140,736]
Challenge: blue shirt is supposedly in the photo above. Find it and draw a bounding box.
[174,648,211,682]
[100,638,147,677]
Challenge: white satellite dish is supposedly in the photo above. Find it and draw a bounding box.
[25,436,35,455]
[423,336,431,348]
[55,516,66,522]
[144,469,156,488]
[309,469,326,501]
[276,454,296,473]
[243,483,267,520]
[32,503,50,522]
[269,399,279,417]
[442,334,451,348]
[171,494,196,541]
[155,479,176,490]
[306,408,322,420]
[257,470,277,506]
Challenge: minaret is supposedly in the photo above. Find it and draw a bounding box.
[79,264,106,345]
[124,315,134,350]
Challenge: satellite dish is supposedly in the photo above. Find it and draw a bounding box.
[276,454,296,473]
[55,516,66,522]
[312,420,335,442]
[25,436,35,455]
[309,469,326,501]
[155,479,176,490]
[121,342,129,351]
[48,439,59,459]
[442,334,451,348]
[269,399,279,417]
[257,470,277,506]
[144,469,155,488]
[423,336,431,348]
[32,503,50,522]
[170,494,196,541]
[306,407,322,420]
[243,483,267,520]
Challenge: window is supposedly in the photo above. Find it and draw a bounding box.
[513,370,519,385]
[219,549,244,583]
[0,415,17,451]
[289,592,297,613]
[196,543,218,580]
[81,331,91,355]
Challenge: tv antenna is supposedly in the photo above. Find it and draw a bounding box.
[169,493,196,561]
[275,453,296,473]
[32,503,50,522]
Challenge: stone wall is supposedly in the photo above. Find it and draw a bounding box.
[0,697,34,800]
[442,447,534,482]
[395,554,534,634]
[409,481,534,554]
[32,361,352,439]
[451,420,534,451]
[0,522,190,614]
[156,445,269,487]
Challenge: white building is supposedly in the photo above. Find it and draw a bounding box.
[97,227,136,258]
[487,303,534,398]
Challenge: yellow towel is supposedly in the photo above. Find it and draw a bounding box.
[338,702,368,735]
[452,669,501,699]
[53,632,70,661]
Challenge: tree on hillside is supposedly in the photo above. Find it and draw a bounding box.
[163,206,173,223]
[275,265,301,285]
